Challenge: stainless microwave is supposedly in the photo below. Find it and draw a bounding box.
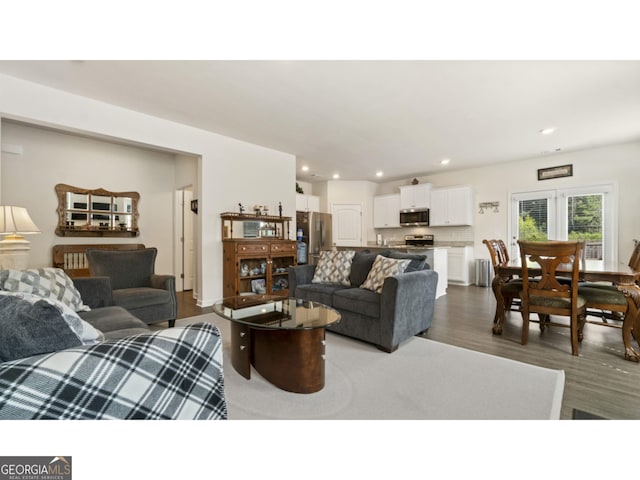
[400,208,429,226]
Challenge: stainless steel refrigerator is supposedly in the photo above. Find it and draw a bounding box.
[296,211,333,264]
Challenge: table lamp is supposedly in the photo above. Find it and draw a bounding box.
[0,206,41,269]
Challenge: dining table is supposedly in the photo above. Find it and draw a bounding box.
[491,259,640,362]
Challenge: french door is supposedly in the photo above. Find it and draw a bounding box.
[510,184,616,265]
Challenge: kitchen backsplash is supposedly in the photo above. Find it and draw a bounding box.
[370,225,474,245]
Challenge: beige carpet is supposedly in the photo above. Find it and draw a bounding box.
[174,314,565,420]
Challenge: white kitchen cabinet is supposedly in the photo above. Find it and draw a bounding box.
[399,184,431,210]
[429,185,473,226]
[296,193,320,212]
[447,246,475,286]
[373,194,400,228]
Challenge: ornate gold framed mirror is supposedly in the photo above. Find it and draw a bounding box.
[55,184,140,237]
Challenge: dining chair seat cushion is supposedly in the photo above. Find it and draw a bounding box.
[578,286,628,307]
[523,294,587,310]
[501,281,523,293]
[579,282,618,291]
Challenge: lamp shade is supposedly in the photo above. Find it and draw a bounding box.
[0,206,41,235]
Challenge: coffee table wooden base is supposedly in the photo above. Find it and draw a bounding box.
[230,322,326,394]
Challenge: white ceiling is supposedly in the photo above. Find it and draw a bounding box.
[1,60,639,183]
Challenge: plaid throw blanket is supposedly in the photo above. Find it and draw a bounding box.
[0,323,226,419]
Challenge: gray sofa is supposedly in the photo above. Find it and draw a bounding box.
[288,250,438,352]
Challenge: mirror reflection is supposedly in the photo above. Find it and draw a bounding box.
[56,184,140,237]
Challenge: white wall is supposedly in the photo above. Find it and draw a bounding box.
[0,74,296,306]
[375,141,640,265]
[1,121,177,272]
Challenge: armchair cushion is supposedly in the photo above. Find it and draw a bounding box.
[112,287,173,311]
[86,247,157,290]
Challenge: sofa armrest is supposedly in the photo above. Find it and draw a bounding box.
[0,323,227,420]
[288,264,317,293]
[379,269,439,351]
[72,276,114,308]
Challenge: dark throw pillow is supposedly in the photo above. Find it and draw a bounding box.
[387,251,428,272]
[0,295,82,363]
[350,250,390,286]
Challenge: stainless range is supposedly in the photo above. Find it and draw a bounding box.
[404,234,434,248]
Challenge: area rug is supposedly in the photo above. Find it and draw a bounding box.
[174,314,565,420]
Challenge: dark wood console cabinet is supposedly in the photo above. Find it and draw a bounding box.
[223,239,297,297]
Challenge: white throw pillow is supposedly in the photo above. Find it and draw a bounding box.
[0,268,90,312]
[0,291,104,345]
[311,250,356,286]
[360,255,411,294]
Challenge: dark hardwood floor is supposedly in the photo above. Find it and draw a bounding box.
[175,285,640,420]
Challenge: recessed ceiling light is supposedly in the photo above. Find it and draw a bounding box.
[440,158,450,165]
[301,165,309,171]
[332,174,340,179]
[539,127,556,135]
[376,171,384,177]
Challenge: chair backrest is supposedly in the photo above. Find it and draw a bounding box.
[52,243,146,277]
[518,240,583,310]
[86,247,158,290]
[483,239,509,274]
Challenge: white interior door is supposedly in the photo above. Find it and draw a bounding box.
[183,188,195,290]
[332,203,362,247]
[174,187,196,292]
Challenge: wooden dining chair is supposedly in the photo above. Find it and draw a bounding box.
[579,240,640,328]
[483,239,522,323]
[518,240,587,356]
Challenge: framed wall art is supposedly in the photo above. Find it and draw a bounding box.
[538,164,573,181]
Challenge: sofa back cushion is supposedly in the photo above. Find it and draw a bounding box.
[386,251,428,271]
[312,250,356,286]
[350,250,391,286]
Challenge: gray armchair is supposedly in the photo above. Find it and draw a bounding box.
[85,247,177,327]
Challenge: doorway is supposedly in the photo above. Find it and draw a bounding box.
[174,187,195,293]
[331,203,362,247]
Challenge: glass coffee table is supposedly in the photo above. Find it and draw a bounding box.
[213,295,341,394]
